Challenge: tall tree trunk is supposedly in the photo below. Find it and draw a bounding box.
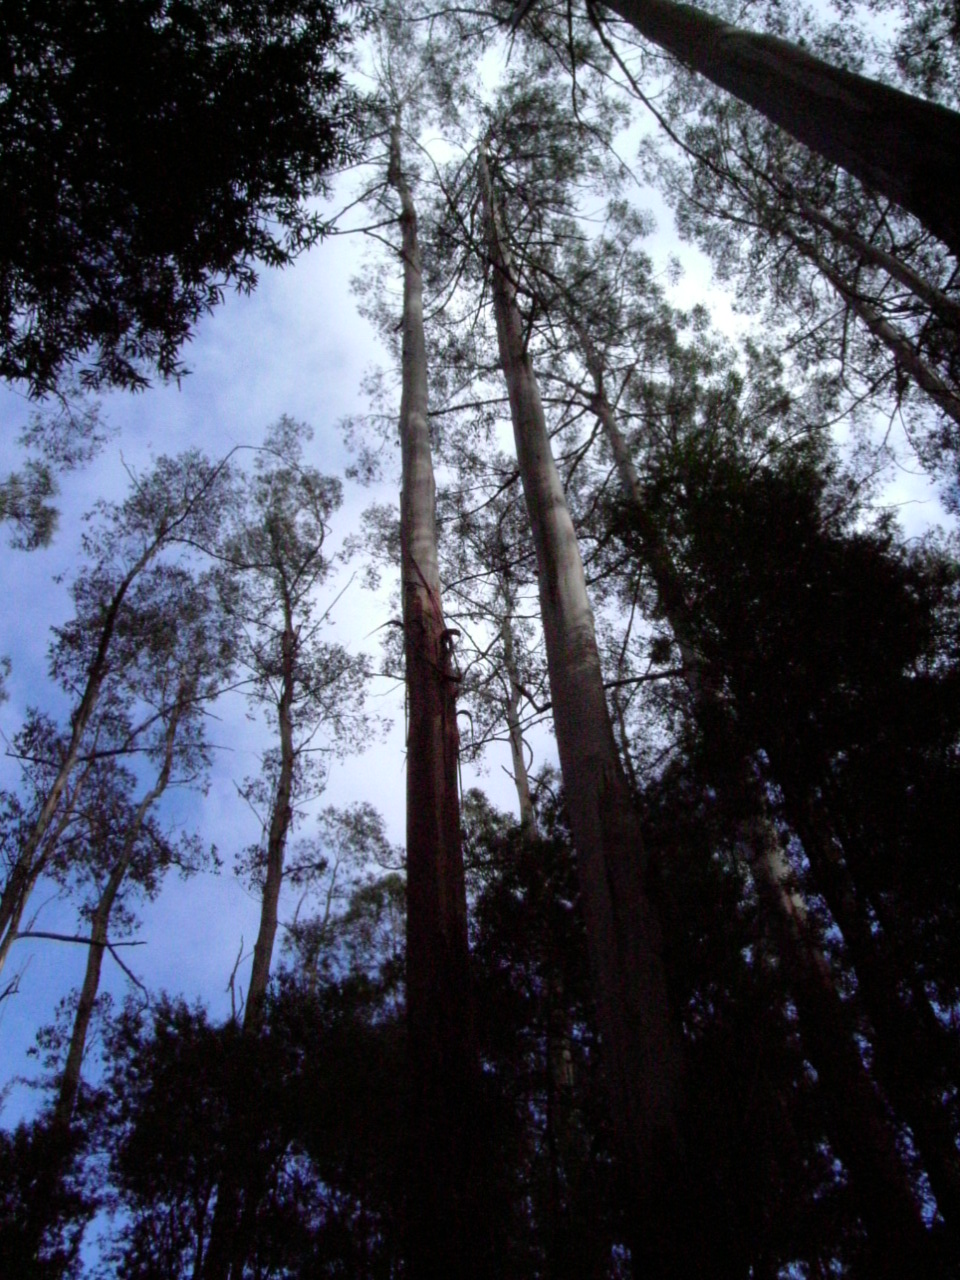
[388,116,483,1280]
[203,587,299,1280]
[746,821,937,1276]
[244,596,296,1036]
[599,0,960,257]
[479,137,685,1277]
[785,798,960,1243]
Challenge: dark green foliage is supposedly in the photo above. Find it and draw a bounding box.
[0,1118,95,1279]
[71,797,623,1278]
[642,441,960,998]
[0,0,358,394]
[93,857,409,1278]
[466,789,629,1278]
[614,423,960,1266]
[101,980,406,1278]
[0,463,58,549]
[644,767,862,1276]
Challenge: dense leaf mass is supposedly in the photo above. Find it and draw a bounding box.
[0,0,356,393]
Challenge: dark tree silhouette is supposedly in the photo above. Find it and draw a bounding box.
[0,0,358,394]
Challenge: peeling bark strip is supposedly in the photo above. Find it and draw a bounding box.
[479,137,684,1273]
[602,0,960,257]
[389,118,482,1280]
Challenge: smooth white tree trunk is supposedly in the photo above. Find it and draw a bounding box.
[479,141,683,1261]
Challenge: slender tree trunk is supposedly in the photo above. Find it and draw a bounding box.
[789,231,960,427]
[0,790,81,979]
[792,199,960,333]
[203,593,298,1280]
[244,600,296,1036]
[580,331,703,694]
[388,116,483,1280]
[600,0,960,257]
[55,705,181,1128]
[0,549,158,979]
[502,608,537,838]
[745,821,938,1275]
[54,898,116,1126]
[479,137,685,1277]
[18,707,182,1269]
[0,862,39,967]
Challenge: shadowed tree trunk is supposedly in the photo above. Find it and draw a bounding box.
[598,0,960,256]
[389,114,484,1280]
[479,134,686,1278]
[746,822,937,1276]
[785,797,960,1246]
[201,541,300,1280]
[585,352,953,1263]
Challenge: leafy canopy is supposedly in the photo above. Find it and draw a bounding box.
[0,0,359,395]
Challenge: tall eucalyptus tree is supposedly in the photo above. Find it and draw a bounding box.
[52,566,231,1131]
[340,17,497,1271]
[476,107,686,1275]
[385,89,487,1280]
[542,214,960,1257]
